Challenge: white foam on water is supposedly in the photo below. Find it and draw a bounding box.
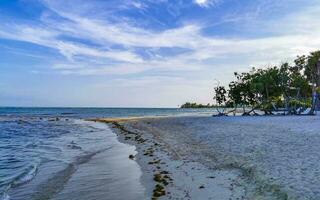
[51,120,146,200]
[17,164,38,185]
[1,116,146,200]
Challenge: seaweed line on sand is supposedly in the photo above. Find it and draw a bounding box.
[93,118,292,200]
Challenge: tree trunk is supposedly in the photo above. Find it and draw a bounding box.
[309,88,317,115]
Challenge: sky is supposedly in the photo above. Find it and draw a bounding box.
[0,0,320,107]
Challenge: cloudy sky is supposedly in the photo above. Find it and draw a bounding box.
[0,0,320,107]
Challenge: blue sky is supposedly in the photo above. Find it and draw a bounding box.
[0,0,320,107]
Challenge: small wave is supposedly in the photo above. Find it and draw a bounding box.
[31,147,112,200]
[12,163,38,187]
[0,163,39,200]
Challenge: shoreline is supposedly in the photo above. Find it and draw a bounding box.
[95,119,175,199]
[92,114,320,199]
[92,116,250,199]
[4,118,146,200]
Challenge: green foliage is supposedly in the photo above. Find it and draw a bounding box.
[215,50,320,113]
[297,51,320,83]
[214,86,227,106]
[180,102,213,108]
[288,98,311,108]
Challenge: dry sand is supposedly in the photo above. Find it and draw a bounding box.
[94,114,320,200]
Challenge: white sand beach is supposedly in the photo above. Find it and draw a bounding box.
[96,114,320,199]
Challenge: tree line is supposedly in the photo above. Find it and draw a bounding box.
[214,50,320,115]
[180,102,214,108]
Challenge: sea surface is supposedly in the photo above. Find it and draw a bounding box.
[0,107,214,200]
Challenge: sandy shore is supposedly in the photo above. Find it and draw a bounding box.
[93,114,320,200]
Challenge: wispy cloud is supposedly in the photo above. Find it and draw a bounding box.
[2,0,320,106]
[1,0,320,78]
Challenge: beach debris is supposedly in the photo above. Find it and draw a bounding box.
[124,136,131,140]
[112,122,147,144]
[143,147,154,156]
[134,135,146,143]
[199,185,205,189]
[153,173,163,182]
[108,121,148,144]
[145,153,154,157]
[149,159,161,165]
[153,173,170,186]
[153,184,166,198]
[98,120,174,198]
[163,175,172,181]
[111,122,138,135]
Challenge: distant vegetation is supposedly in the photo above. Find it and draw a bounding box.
[180,102,214,108]
[213,50,320,115]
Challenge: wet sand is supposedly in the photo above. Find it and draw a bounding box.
[7,120,146,200]
[96,114,320,200]
[96,117,247,200]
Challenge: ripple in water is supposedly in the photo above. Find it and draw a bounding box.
[0,116,145,200]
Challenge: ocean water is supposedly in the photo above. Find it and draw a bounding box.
[0,107,214,200]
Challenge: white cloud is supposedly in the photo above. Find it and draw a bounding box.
[1,0,320,79]
[2,1,320,106]
[194,0,208,6]
[193,0,220,7]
